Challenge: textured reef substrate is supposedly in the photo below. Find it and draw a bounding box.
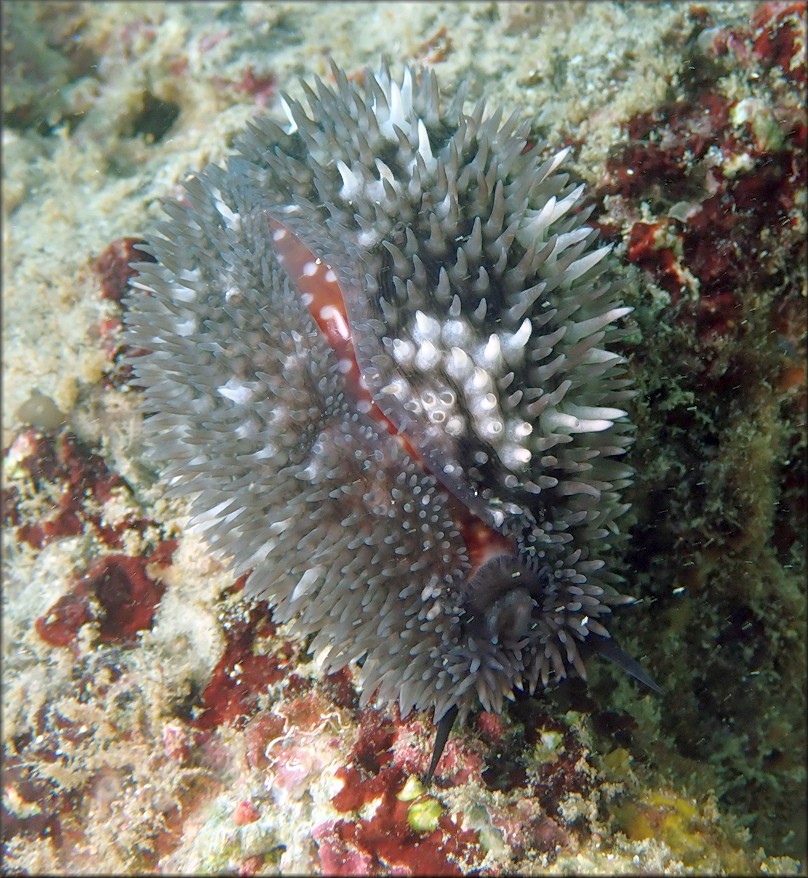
[2,2,805,873]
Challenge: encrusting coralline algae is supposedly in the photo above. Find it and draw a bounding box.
[2,2,804,873]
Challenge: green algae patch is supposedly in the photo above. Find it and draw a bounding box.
[533,728,565,764]
[407,797,443,834]
[397,775,425,802]
[601,747,633,780]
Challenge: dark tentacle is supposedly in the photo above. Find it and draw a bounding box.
[588,635,663,695]
[425,705,459,783]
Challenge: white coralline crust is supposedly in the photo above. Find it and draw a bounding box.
[124,62,637,725]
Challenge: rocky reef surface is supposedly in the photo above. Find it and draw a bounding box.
[2,2,805,873]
